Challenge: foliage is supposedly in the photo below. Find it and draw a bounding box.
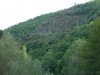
[0,30,3,39]
[81,18,100,75]
[62,39,87,75]
[2,0,100,75]
[0,32,20,75]
[42,50,57,74]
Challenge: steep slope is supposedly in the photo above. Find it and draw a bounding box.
[6,0,100,43]
[5,1,100,74]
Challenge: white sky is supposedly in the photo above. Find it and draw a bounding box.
[0,0,91,30]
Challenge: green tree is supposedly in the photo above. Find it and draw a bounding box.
[17,59,47,75]
[62,39,86,75]
[19,45,31,62]
[0,32,20,75]
[42,50,57,74]
[0,30,3,39]
[82,18,100,75]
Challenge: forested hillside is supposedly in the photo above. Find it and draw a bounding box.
[1,0,100,75]
[7,0,100,42]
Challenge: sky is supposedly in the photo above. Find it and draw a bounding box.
[0,0,91,30]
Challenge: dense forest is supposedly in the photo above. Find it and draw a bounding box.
[1,0,100,75]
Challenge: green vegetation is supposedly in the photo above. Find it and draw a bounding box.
[0,30,3,38]
[62,39,87,75]
[1,0,100,75]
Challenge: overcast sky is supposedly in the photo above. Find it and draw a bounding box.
[0,0,91,30]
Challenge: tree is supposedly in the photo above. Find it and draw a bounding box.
[42,50,57,74]
[16,59,44,75]
[31,59,44,75]
[19,45,31,62]
[62,39,86,75]
[0,35,51,75]
[0,32,20,75]
[0,30,3,39]
[82,18,100,75]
